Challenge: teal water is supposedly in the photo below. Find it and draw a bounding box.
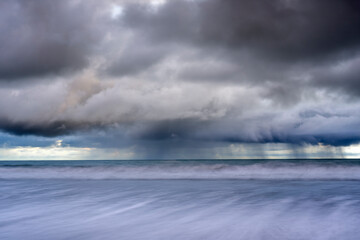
[1,159,360,239]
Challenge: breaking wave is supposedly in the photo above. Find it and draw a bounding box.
[1,160,360,180]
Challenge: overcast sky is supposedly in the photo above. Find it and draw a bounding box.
[1,0,360,159]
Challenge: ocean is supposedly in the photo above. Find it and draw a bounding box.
[1,159,360,240]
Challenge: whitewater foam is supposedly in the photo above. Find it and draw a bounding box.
[1,161,360,180]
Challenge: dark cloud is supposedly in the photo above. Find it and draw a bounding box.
[312,55,360,97]
[0,120,88,137]
[135,118,209,140]
[1,98,360,147]
[0,0,102,80]
[122,0,360,62]
[199,0,360,61]
[1,0,360,151]
[115,0,360,103]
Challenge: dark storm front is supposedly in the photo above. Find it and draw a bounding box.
[1,160,360,240]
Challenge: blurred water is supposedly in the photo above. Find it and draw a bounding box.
[2,159,360,180]
[1,160,360,240]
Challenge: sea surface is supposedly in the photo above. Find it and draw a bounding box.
[1,159,360,240]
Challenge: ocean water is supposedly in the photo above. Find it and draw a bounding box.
[1,159,360,240]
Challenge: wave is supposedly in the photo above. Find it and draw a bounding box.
[2,162,360,180]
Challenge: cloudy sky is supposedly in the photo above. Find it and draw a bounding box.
[1,0,360,160]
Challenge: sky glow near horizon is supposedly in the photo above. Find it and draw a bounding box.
[1,0,360,160]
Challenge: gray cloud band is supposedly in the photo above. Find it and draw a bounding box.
[0,0,360,147]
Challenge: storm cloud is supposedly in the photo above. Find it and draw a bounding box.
[121,0,360,60]
[0,0,104,80]
[1,0,360,152]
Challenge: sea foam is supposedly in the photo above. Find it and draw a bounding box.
[1,160,360,180]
